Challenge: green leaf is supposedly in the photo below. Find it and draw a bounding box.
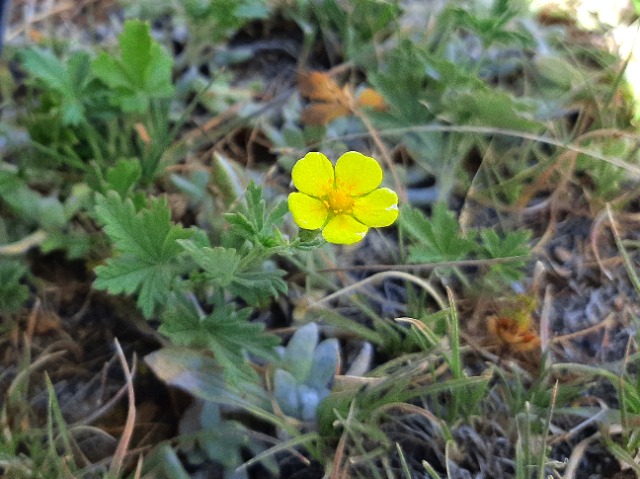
[282,322,319,383]
[210,152,247,208]
[93,191,194,317]
[144,347,270,411]
[178,238,286,304]
[93,19,174,113]
[308,0,400,66]
[400,203,476,263]
[0,176,40,224]
[184,0,269,33]
[224,181,288,248]
[0,171,67,229]
[0,260,29,313]
[479,229,530,260]
[368,41,433,124]
[478,229,531,288]
[158,295,280,383]
[106,158,143,197]
[444,88,542,132]
[41,230,93,259]
[307,338,339,391]
[228,267,287,306]
[143,347,294,446]
[177,240,241,287]
[449,4,531,48]
[21,49,92,125]
[181,399,274,472]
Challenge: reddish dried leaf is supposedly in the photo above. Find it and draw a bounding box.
[301,103,351,126]
[488,316,541,352]
[298,70,347,103]
[356,87,387,111]
[134,122,151,146]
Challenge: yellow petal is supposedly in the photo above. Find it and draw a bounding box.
[334,151,383,196]
[352,188,399,227]
[288,192,329,230]
[291,152,334,197]
[322,214,368,245]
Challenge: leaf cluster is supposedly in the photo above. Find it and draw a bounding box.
[0,168,93,259]
[19,19,174,182]
[296,0,401,66]
[273,323,338,422]
[224,182,289,249]
[93,191,196,318]
[400,202,531,292]
[0,260,29,314]
[92,183,290,383]
[159,294,279,383]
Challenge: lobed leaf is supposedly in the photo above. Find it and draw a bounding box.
[159,296,280,383]
[93,19,174,113]
[93,191,194,317]
[21,49,91,125]
[400,203,476,263]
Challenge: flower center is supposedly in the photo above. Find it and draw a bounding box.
[323,184,354,215]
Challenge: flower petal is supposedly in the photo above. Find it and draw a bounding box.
[291,152,334,197]
[352,188,399,227]
[322,214,368,245]
[334,151,382,196]
[288,192,329,230]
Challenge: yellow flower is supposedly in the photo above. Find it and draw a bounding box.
[288,151,399,245]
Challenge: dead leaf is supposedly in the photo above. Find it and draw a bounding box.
[297,70,385,125]
[356,87,387,111]
[134,122,151,147]
[301,102,351,126]
[297,71,347,103]
[487,315,541,352]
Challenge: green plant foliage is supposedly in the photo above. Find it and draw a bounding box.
[93,191,197,317]
[368,40,434,125]
[400,203,531,291]
[178,240,241,287]
[0,170,66,230]
[93,19,174,113]
[478,229,531,288]
[158,294,280,383]
[18,18,177,182]
[177,399,277,479]
[209,152,247,207]
[443,88,542,132]
[317,371,489,439]
[223,263,288,306]
[401,203,476,263]
[183,0,269,31]
[448,0,532,48]
[140,444,192,479]
[88,157,143,198]
[304,0,401,66]
[144,346,309,474]
[0,260,29,313]
[20,49,92,126]
[273,322,338,422]
[0,169,93,259]
[575,138,638,200]
[144,347,278,416]
[179,238,287,306]
[224,181,289,249]
[4,1,639,476]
